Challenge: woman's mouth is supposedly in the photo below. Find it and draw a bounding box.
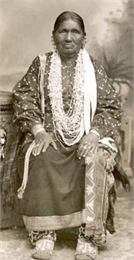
[63,43,74,48]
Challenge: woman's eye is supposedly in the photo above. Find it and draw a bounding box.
[59,29,67,33]
[72,30,80,34]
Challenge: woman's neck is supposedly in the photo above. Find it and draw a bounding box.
[60,54,78,65]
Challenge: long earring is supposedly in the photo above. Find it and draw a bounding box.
[81,36,87,49]
[51,35,57,51]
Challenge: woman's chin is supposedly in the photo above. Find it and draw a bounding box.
[59,48,80,58]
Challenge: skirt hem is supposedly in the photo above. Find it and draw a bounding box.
[23,210,85,231]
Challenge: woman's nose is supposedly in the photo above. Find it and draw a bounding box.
[65,32,72,41]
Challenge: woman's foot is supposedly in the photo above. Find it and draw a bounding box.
[75,237,98,260]
[31,238,55,259]
[31,231,56,260]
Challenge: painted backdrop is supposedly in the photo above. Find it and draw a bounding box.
[0,0,133,115]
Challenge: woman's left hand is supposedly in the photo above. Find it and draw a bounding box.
[77,132,99,159]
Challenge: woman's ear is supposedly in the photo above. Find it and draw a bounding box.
[82,33,87,49]
[51,32,56,50]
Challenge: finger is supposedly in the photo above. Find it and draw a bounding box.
[77,144,86,158]
[32,147,39,156]
[79,149,86,158]
[50,140,57,150]
[32,144,39,156]
[77,149,86,159]
[79,145,91,158]
[77,148,83,159]
[83,146,93,158]
[32,142,43,156]
[32,147,41,157]
[77,149,82,158]
[77,151,81,159]
[36,142,44,155]
[42,142,49,153]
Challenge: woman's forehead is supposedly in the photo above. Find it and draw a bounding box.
[57,19,82,30]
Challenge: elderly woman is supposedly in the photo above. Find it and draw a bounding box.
[12,11,121,260]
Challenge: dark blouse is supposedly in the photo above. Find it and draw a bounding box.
[12,52,122,143]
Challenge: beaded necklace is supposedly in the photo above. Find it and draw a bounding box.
[48,49,85,146]
[61,61,75,94]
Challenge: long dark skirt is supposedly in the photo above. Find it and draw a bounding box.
[16,139,116,246]
[17,141,86,231]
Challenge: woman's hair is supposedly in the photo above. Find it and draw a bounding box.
[53,11,86,35]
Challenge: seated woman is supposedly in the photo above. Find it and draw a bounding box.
[11,11,122,260]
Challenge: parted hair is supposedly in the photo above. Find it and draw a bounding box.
[53,11,86,35]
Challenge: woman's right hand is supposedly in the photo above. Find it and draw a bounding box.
[32,131,57,156]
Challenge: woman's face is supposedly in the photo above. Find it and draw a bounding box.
[54,19,84,58]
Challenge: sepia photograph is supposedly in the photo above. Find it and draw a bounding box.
[0,0,133,259]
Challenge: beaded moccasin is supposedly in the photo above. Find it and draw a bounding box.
[75,238,98,260]
[32,238,55,260]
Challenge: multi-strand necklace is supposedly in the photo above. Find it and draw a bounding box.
[48,49,85,146]
[61,61,75,90]
[61,61,76,108]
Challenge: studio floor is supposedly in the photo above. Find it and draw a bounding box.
[0,178,134,260]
